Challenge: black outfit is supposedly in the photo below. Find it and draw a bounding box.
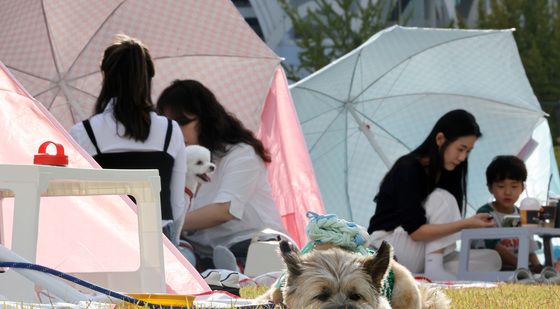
[368,156,429,234]
[82,119,175,220]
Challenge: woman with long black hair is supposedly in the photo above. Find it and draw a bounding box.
[368,109,500,280]
[157,79,286,271]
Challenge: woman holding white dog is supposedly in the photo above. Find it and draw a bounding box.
[156,79,286,271]
[368,109,501,281]
[69,35,186,241]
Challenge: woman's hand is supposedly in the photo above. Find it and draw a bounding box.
[465,213,495,228]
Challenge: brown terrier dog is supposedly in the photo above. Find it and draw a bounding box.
[258,240,450,309]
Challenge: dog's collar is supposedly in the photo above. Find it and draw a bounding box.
[184,187,194,200]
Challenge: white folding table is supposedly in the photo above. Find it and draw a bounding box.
[0,164,164,301]
[458,227,560,281]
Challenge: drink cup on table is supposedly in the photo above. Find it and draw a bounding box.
[540,202,557,228]
[520,197,541,227]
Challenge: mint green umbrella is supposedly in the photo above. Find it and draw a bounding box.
[290,26,559,227]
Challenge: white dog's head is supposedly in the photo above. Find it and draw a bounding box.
[185,145,215,190]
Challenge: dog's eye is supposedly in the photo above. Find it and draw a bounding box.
[348,292,362,301]
[196,160,203,165]
[315,290,331,302]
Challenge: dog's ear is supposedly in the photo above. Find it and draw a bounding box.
[279,240,302,277]
[279,240,300,254]
[363,241,393,293]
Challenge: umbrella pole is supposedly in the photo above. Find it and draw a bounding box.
[346,103,392,168]
[60,80,89,121]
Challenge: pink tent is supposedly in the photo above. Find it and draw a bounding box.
[0,61,208,294]
[259,68,324,246]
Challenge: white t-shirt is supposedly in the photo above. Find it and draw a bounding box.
[69,104,187,219]
[185,143,286,257]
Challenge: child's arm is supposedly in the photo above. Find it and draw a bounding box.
[529,253,543,273]
[494,243,518,268]
[476,205,499,248]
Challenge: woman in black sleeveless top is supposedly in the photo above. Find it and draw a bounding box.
[69,35,186,242]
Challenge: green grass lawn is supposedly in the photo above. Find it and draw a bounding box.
[241,284,560,308]
[445,284,560,308]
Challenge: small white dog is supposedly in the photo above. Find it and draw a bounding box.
[172,145,215,245]
[184,145,216,201]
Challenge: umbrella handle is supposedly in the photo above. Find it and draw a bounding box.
[346,104,392,168]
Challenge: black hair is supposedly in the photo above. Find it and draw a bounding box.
[156,79,271,162]
[486,155,527,186]
[377,109,481,212]
[94,34,155,142]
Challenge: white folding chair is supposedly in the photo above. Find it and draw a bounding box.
[243,228,297,278]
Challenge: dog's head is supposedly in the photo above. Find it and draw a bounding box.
[185,145,215,187]
[279,240,392,309]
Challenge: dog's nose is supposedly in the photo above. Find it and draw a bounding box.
[208,165,215,172]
